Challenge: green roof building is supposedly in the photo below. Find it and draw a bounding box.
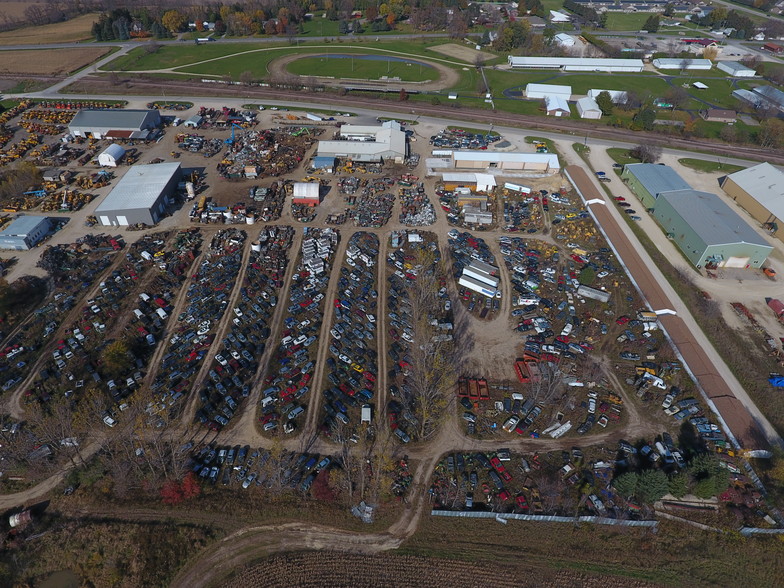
[621,163,690,209]
[653,189,772,269]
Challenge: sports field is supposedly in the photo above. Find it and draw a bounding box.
[286,54,435,81]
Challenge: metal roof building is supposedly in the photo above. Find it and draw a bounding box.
[525,83,572,99]
[292,182,320,206]
[95,162,181,227]
[717,61,756,77]
[732,88,765,109]
[722,162,784,241]
[653,189,772,268]
[451,151,560,174]
[508,56,644,72]
[441,172,496,192]
[68,109,161,139]
[97,143,125,167]
[576,97,602,119]
[621,163,690,209]
[317,121,407,163]
[653,58,713,70]
[545,95,571,116]
[0,216,53,250]
[752,85,784,111]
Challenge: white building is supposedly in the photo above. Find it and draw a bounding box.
[549,10,571,22]
[441,172,496,192]
[553,33,575,47]
[545,95,571,117]
[588,89,628,104]
[509,56,644,73]
[451,151,560,174]
[95,163,181,227]
[317,120,407,163]
[576,97,602,119]
[292,182,320,206]
[653,58,713,70]
[717,61,756,77]
[525,83,572,100]
[97,143,125,167]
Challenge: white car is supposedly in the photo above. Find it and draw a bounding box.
[661,394,674,410]
[215,354,228,366]
[588,398,596,414]
[103,415,117,428]
[502,415,520,432]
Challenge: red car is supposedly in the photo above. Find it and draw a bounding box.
[498,490,511,501]
[616,315,630,325]
[516,494,529,511]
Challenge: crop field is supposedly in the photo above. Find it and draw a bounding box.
[429,42,495,64]
[286,54,436,81]
[0,12,98,45]
[0,47,109,76]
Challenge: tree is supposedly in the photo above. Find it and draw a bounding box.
[756,119,784,149]
[664,85,689,109]
[240,70,254,86]
[161,9,186,33]
[612,472,638,498]
[579,266,596,285]
[668,472,689,498]
[399,88,408,101]
[595,91,614,116]
[637,469,669,503]
[643,15,660,33]
[629,143,662,163]
[663,3,675,17]
[632,108,656,131]
[101,339,132,378]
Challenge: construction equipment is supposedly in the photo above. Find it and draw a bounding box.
[225,122,243,145]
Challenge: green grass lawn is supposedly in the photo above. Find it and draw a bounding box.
[603,12,651,31]
[286,55,436,81]
[677,158,746,174]
[607,147,641,165]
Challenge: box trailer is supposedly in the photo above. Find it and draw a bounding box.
[458,275,497,298]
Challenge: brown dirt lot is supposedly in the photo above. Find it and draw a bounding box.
[429,42,495,64]
[0,47,109,75]
[0,12,98,45]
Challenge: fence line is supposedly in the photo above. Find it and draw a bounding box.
[431,510,658,528]
[739,527,784,536]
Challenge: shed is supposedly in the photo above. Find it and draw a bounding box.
[554,33,575,47]
[545,95,571,117]
[722,163,784,241]
[312,156,336,172]
[692,81,709,89]
[0,216,53,250]
[95,162,181,227]
[621,163,690,209]
[292,182,320,206]
[183,115,204,128]
[653,189,772,268]
[525,83,572,100]
[576,96,602,119]
[97,143,126,167]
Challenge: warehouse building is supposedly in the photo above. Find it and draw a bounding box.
[68,109,161,140]
[717,61,756,77]
[97,143,125,167]
[653,58,713,70]
[751,85,784,112]
[652,189,772,268]
[292,182,320,206]
[621,163,690,209]
[316,120,407,163]
[525,83,572,100]
[576,97,602,119]
[0,216,53,250]
[732,88,765,109]
[722,162,784,240]
[508,56,644,72]
[95,163,181,227]
[451,151,560,174]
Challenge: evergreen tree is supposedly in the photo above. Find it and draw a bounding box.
[595,91,614,115]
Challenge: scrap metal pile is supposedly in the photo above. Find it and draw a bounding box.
[217,127,322,180]
[397,177,435,226]
[339,176,396,228]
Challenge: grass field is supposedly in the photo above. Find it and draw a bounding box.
[286,55,436,81]
[607,147,642,165]
[0,12,98,45]
[0,47,109,76]
[603,12,652,31]
[677,158,746,174]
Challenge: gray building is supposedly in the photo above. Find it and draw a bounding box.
[69,109,161,139]
[95,163,181,227]
[752,85,784,111]
[621,163,690,209]
[0,216,53,250]
[316,121,407,163]
[653,189,772,269]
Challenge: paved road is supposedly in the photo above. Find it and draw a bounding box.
[565,164,777,450]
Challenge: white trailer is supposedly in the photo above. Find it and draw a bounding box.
[458,275,497,298]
